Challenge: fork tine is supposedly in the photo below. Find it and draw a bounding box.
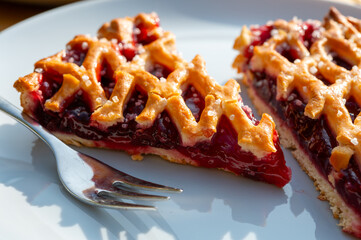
[95,198,156,210]
[113,178,183,193]
[79,152,182,193]
[97,188,169,201]
[86,190,156,210]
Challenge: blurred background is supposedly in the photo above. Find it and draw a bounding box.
[0,0,80,31]
[2,0,361,31]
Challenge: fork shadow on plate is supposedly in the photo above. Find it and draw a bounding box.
[0,123,180,240]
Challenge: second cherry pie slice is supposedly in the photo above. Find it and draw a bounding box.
[233,7,361,238]
[14,13,291,187]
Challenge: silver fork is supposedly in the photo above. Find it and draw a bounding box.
[0,96,182,210]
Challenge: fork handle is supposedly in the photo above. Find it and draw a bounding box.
[0,96,62,149]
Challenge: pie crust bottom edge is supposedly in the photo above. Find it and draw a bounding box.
[246,83,361,238]
[51,131,254,179]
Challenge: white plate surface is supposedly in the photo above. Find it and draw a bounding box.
[0,0,360,239]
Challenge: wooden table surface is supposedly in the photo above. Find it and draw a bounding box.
[0,2,72,31]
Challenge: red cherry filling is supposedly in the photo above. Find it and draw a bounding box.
[178,115,290,187]
[148,63,173,80]
[346,97,361,123]
[245,22,319,62]
[99,61,115,98]
[330,52,353,70]
[116,14,161,61]
[300,22,319,49]
[181,86,205,122]
[244,25,273,60]
[62,45,87,66]
[134,15,160,45]
[39,71,61,100]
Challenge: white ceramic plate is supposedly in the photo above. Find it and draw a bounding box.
[0,0,360,239]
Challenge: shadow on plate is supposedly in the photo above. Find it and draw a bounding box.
[0,123,180,240]
[0,121,355,239]
[285,148,357,240]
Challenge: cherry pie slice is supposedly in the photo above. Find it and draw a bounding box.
[233,7,361,238]
[14,13,291,187]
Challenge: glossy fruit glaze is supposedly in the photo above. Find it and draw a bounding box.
[26,19,292,187]
[32,73,291,187]
[244,22,361,214]
[245,22,319,62]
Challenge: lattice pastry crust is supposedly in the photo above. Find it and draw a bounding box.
[14,13,280,162]
[234,9,361,171]
[233,7,361,237]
